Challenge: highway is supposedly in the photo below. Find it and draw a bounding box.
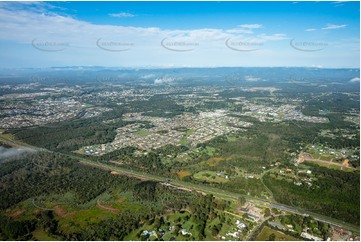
[77,158,360,233]
[1,133,359,233]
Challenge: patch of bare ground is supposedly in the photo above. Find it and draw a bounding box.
[96,199,120,215]
[10,210,24,218]
[54,206,75,218]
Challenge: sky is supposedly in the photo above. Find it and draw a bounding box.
[0,1,359,68]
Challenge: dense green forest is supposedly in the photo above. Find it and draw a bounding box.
[10,112,126,152]
[0,152,228,241]
[263,165,360,225]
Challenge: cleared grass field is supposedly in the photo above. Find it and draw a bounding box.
[227,136,238,142]
[255,226,299,241]
[193,171,228,183]
[58,207,117,234]
[201,146,216,156]
[304,160,354,172]
[32,229,58,241]
[199,157,225,167]
[6,191,143,235]
[176,170,192,179]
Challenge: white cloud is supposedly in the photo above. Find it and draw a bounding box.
[258,33,287,41]
[322,24,347,30]
[311,64,323,68]
[332,1,345,7]
[154,77,176,84]
[305,28,316,32]
[239,24,263,29]
[0,146,34,160]
[226,28,253,34]
[244,75,262,82]
[141,74,156,79]
[0,6,285,47]
[349,77,360,82]
[109,12,136,18]
[0,3,357,68]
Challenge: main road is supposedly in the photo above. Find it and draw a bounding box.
[0,133,359,233]
[77,157,359,233]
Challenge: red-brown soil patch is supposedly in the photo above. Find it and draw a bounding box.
[10,210,24,218]
[96,203,120,215]
[54,206,75,218]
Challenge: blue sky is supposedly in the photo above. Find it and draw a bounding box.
[0,1,359,68]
